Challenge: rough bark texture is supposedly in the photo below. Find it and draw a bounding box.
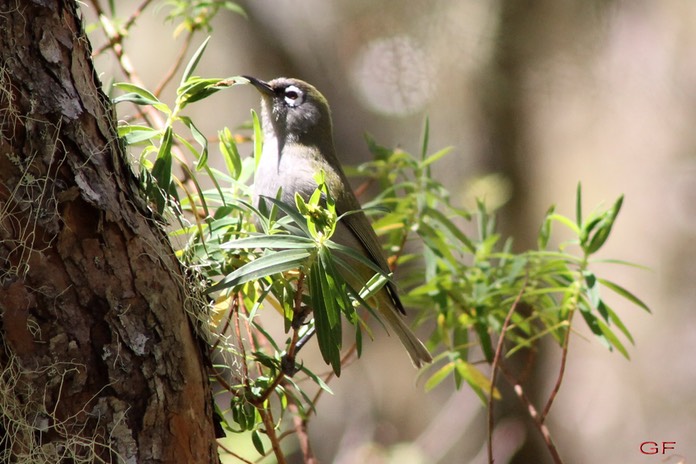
[0,1,219,462]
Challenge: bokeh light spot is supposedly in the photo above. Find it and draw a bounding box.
[351,35,435,116]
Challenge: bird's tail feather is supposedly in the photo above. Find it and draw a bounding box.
[378,304,432,368]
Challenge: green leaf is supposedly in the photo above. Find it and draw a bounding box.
[113,83,170,114]
[474,320,494,362]
[420,116,430,161]
[325,241,392,282]
[417,221,456,262]
[364,133,394,161]
[259,197,312,236]
[422,206,475,252]
[320,248,353,317]
[578,300,611,348]
[230,400,256,432]
[330,253,382,324]
[310,259,342,375]
[178,161,210,218]
[221,235,315,250]
[549,213,580,235]
[149,127,174,213]
[177,76,242,107]
[596,317,630,359]
[180,36,211,87]
[455,359,497,403]
[251,430,265,455]
[598,278,651,313]
[222,2,248,18]
[424,362,456,392]
[113,82,160,103]
[537,205,555,249]
[118,124,161,145]
[602,302,635,345]
[585,195,624,254]
[297,365,334,395]
[583,270,600,308]
[355,319,363,358]
[179,116,208,169]
[208,249,312,293]
[152,127,173,183]
[295,192,309,215]
[419,146,453,169]
[252,109,263,169]
[453,322,469,358]
[218,127,242,179]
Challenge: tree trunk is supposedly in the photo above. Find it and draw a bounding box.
[0,1,219,462]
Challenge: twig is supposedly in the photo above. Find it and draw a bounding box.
[353,179,373,199]
[233,294,250,385]
[517,344,537,385]
[211,293,238,352]
[259,408,287,464]
[217,441,254,464]
[307,343,357,415]
[387,219,411,272]
[500,366,564,464]
[540,309,576,423]
[288,400,319,464]
[487,276,528,464]
[90,0,168,132]
[252,370,285,407]
[211,369,235,395]
[153,29,195,97]
[91,0,155,57]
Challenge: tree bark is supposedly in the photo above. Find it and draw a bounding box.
[0,1,219,462]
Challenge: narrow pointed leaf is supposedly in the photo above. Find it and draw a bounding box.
[180,36,211,87]
[598,278,651,313]
[208,249,311,293]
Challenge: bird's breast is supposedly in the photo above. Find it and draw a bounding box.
[253,141,326,206]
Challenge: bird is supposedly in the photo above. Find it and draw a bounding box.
[245,76,432,368]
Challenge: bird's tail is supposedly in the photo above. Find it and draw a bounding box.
[378,304,432,368]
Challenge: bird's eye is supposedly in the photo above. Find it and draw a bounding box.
[284,85,303,106]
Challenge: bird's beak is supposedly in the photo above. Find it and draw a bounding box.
[243,75,274,96]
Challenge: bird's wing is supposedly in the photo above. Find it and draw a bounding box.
[336,186,407,315]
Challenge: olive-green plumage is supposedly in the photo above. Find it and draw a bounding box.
[247,76,432,368]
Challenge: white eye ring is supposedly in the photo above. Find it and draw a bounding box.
[284,85,303,106]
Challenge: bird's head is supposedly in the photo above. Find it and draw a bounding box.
[244,76,334,149]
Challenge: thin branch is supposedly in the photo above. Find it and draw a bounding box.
[352,179,373,199]
[540,309,576,423]
[259,408,287,464]
[307,343,358,415]
[211,294,238,352]
[500,366,564,464]
[288,400,318,464]
[91,0,155,57]
[283,270,307,369]
[233,294,250,386]
[153,29,196,97]
[517,344,537,385]
[218,441,254,464]
[387,220,411,272]
[90,0,164,130]
[487,276,528,464]
[251,371,285,407]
